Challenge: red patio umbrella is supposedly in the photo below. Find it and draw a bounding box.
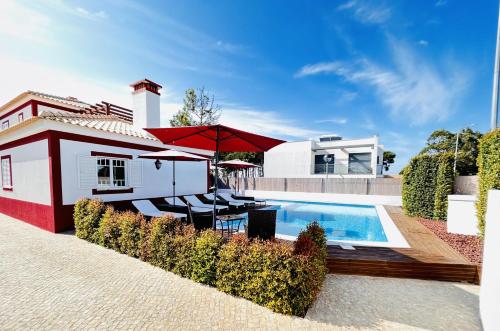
[138,150,209,206]
[145,125,285,228]
[218,159,259,194]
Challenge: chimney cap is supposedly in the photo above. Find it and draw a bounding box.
[130,79,162,95]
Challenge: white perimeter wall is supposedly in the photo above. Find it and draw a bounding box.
[60,139,208,205]
[447,195,478,235]
[240,190,402,206]
[480,190,500,331]
[0,139,51,205]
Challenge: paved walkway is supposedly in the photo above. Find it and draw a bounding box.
[0,215,482,330]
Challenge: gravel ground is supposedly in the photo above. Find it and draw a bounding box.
[418,219,483,264]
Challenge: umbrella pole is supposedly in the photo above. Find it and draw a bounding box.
[173,159,176,206]
[213,127,220,230]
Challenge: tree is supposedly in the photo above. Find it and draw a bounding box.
[419,128,482,175]
[170,87,221,127]
[383,151,396,171]
[221,152,264,165]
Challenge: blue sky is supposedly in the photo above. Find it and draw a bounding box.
[0,0,498,172]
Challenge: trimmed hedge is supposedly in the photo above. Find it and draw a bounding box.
[476,129,500,236]
[74,199,328,317]
[402,153,454,220]
[118,211,147,258]
[74,198,105,242]
[190,230,224,286]
[147,215,182,269]
[97,206,121,251]
[433,153,454,221]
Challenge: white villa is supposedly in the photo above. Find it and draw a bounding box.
[264,135,384,178]
[0,79,210,232]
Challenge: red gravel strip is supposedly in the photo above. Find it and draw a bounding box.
[418,219,483,264]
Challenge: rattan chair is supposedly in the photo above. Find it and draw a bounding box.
[245,208,277,240]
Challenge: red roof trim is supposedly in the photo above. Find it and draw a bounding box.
[91,151,133,159]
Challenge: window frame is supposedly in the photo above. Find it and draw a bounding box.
[95,156,129,190]
[1,155,13,191]
[348,152,372,174]
[18,113,24,123]
[2,120,9,130]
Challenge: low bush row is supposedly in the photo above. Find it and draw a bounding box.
[74,199,328,316]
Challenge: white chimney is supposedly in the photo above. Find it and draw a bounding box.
[130,79,162,129]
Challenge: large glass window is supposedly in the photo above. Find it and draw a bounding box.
[314,154,335,174]
[1,156,12,190]
[348,153,372,174]
[97,158,127,188]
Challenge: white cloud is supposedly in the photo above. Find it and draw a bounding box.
[296,39,469,125]
[0,54,129,107]
[74,7,108,20]
[294,62,343,78]
[0,0,51,43]
[337,0,391,24]
[219,107,324,140]
[315,118,348,125]
[418,40,429,46]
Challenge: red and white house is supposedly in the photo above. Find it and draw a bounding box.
[0,79,210,232]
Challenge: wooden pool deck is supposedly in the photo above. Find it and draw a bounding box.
[326,206,480,284]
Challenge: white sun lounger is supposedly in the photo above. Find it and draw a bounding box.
[184,195,228,210]
[132,200,186,219]
[218,192,255,206]
[164,197,209,213]
[204,193,245,207]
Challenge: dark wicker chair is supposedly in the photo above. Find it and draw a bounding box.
[245,208,277,240]
[187,203,213,231]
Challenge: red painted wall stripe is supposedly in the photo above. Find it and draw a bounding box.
[0,196,55,232]
[91,151,133,159]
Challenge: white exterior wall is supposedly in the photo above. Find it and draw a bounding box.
[0,104,32,131]
[0,139,51,205]
[60,139,207,205]
[264,136,381,178]
[264,140,313,178]
[480,190,500,331]
[447,195,478,235]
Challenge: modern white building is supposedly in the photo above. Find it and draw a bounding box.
[264,135,384,178]
[0,79,210,232]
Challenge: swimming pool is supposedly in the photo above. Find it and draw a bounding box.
[266,200,388,243]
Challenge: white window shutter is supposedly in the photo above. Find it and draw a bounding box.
[78,155,97,189]
[129,160,143,187]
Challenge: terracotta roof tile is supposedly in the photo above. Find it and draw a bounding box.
[39,109,156,141]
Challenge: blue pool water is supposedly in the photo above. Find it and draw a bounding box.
[266,200,388,242]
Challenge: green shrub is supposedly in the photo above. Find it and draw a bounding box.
[402,153,455,220]
[171,225,197,278]
[97,206,121,251]
[433,153,454,220]
[74,198,105,243]
[190,229,224,286]
[148,215,182,269]
[118,211,146,257]
[216,234,250,295]
[402,155,439,218]
[476,129,500,236]
[300,221,327,260]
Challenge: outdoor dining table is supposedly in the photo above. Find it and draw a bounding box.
[217,214,245,238]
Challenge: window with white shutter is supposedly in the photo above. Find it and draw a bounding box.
[128,160,143,187]
[78,155,97,189]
